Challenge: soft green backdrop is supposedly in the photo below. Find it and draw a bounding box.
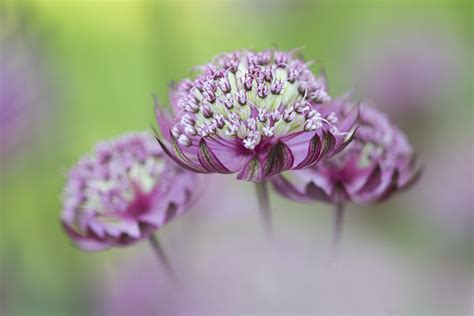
[1,1,472,315]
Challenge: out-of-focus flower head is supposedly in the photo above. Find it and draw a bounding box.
[0,15,54,161]
[351,24,463,118]
[272,99,421,204]
[61,132,197,251]
[156,49,358,182]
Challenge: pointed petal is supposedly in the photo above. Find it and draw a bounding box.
[398,157,422,190]
[262,141,295,178]
[295,133,322,169]
[155,135,206,173]
[205,142,248,172]
[280,131,316,166]
[170,133,208,172]
[154,101,175,141]
[198,138,232,173]
[321,131,336,159]
[332,126,358,157]
[304,131,336,168]
[62,221,109,251]
[376,170,399,202]
[237,156,262,182]
[305,181,332,203]
[271,175,315,203]
[355,165,398,203]
[357,165,383,195]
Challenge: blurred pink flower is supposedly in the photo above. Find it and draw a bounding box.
[0,27,55,161]
[272,100,421,204]
[156,49,357,182]
[351,25,463,117]
[61,132,198,251]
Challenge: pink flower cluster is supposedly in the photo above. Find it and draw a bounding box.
[272,98,421,205]
[61,132,197,250]
[60,48,420,254]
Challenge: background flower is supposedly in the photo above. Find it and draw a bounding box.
[345,20,466,123]
[0,9,56,164]
[272,101,420,205]
[62,132,197,251]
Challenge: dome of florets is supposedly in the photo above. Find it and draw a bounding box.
[156,49,358,182]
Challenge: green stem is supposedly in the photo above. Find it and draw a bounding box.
[333,202,345,249]
[255,181,272,236]
[148,234,176,279]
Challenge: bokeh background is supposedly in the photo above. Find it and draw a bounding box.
[0,0,472,315]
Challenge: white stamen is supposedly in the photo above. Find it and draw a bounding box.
[258,108,268,122]
[225,124,239,136]
[270,110,282,122]
[312,90,331,103]
[178,134,191,146]
[327,112,338,123]
[184,125,197,136]
[263,125,274,137]
[247,118,257,130]
[171,126,181,138]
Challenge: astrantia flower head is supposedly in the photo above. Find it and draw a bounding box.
[272,99,421,204]
[61,132,197,251]
[156,49,358,182]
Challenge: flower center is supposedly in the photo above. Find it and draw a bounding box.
[353,105,413,168]
[66,133,167,229]
[171,50,336,150]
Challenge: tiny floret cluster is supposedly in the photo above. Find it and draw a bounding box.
[272,100,421,204]
[156,49,358,182]
[61,132,197,251]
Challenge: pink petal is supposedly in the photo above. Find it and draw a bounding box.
[237,156,262,182]
[198,138,233,173]
[262,141,295,178]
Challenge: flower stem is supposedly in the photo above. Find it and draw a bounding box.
[255,181,272,236]
[148,234,176,278]
[333,202,345,249]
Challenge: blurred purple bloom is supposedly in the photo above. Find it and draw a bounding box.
[272,99,421,204]
[155,49,357,182]
[351,25,463,117]
[61,132,197,251]
[0,30,54,161]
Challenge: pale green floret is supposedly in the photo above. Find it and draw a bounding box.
[79,158,165,215]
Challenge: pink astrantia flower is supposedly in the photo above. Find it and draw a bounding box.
[272,100,421,204]
[61,132,197,251]
[155,49,358,182]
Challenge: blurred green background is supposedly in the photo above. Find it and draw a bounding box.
[0,0,472,315]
